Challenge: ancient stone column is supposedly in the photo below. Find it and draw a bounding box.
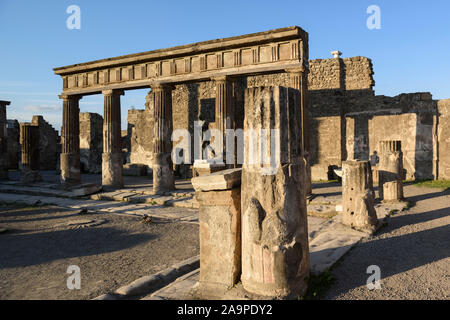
[286,67,312,198]
[0,100,10,179]
[213,76,234,166]
[192,168,242,296]
[151,83,174,193]
[241,86,309,298]
[341,160,378,229]
[378,140,404,201]
[20,123,42,183]
[102,89,124,188]
[60,94,81,185]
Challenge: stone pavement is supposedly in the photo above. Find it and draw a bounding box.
[138,200,407,300]
[0,177,408,300]
[0,188,198,223]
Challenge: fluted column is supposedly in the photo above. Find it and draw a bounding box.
[213,76,234,165]
[287,67,312,198]
[102,89,124,188]
[378,140,404,201]
[60,94,81,185]
[151,83,174,193]
[20,123,41,183]
[0,100,10,179]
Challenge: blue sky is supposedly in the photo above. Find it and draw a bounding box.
[1,0,449,132]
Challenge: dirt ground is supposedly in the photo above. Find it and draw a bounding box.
[0,183,448,300]
[325,184,450,300]
[0,204,199,300]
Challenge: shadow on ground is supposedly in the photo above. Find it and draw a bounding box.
[0,226,156,268]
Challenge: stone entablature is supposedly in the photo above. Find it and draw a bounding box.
[54,26,308,95]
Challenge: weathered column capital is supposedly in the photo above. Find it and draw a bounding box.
[58,93,82,101]
[150,82,174,92]
[212,75,229,83]
[102,89,124,97]
[0,100,11,107]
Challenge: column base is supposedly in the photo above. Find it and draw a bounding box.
[60,153,81,185]
[0,156,8,180]
[102,152,123,188]
[21,168,42,184]
[153,153,174,193]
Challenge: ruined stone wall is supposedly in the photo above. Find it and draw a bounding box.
[308,58,342,91]
[128,100,153,169]
[343,57,375,92]
[307,56,375,180]
[437,99,450,179]
[31,115,59,170]
[6,119,20,170]
[308,56,374,92]
[344,93,436,181]
[79,112,103,173]
[125,55,450,182]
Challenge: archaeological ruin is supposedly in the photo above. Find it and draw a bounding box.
[1,25,450,300]
[0,26,442,193]
[53,26,311,194]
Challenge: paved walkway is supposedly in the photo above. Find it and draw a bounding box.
[324,184,450,300]
[0,190,199,223]
[0,177,415,300]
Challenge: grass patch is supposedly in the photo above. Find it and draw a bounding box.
[412,180,450,190]
[300,269,335,300]
[387,209,399,217]
[312,180,339,184]
[402,201,415,211]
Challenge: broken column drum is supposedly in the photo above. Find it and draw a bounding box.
[241,86,309,298]
[341,160,378,229]
[0,100,10,179]
[20,123,42,182]
[378,140,404,201]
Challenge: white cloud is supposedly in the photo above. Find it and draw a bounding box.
[23,104,61,112]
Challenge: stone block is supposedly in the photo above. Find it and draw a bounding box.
[191,168,241,191]
[194,169,242,293]
[196,188,241,291]
[383,180,402,202]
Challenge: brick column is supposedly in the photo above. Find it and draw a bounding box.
[287,67,312,198]
[213,76,234,165]
[102,89,124,188]
[20,123,42,183]
[60,94,81,185]
[151,83,174,193]
[0,100,10,179]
